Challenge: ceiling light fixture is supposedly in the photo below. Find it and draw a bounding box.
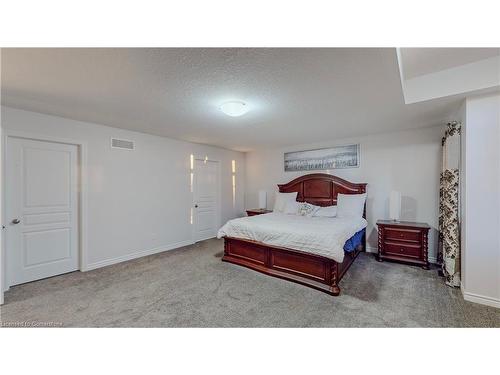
[220,101,248,117]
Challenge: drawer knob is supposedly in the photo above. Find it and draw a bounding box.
[400,248,405,252]
[400,233,404,237]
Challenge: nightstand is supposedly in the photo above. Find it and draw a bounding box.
[246,209,272,216]
[377,220,431,269]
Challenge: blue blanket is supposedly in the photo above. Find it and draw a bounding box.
[344,229,365,252]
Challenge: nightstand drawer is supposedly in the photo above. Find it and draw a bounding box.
[377,220,430,269]
[384,228,420,243]
[383,241,421,258]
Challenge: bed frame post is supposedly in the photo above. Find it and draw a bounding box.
[330,262,341,296]
[224,238,229,257]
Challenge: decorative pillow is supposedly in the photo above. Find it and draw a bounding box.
[336,193,367,218]
[313,205,338,218]
[297,202,320,217]
[284,201,300,215]
[273,192,298,213]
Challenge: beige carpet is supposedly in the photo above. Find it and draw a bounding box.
[1,238,499,327]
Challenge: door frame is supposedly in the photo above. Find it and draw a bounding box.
[2,130,89,292]
[191,156,221,243]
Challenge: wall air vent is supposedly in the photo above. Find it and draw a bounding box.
[111,138,135,150]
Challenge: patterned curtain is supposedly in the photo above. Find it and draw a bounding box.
[438,121,461,287]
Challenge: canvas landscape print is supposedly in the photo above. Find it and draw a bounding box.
[284,144,360,171]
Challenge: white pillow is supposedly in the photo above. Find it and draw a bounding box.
[273,192,298,213]
[313,205,338,218]
[336,193,367,218]
[284,201,300,215]
[297,202,320,217]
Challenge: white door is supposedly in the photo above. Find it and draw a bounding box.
[193,159,219,242]
[6,137,79,286]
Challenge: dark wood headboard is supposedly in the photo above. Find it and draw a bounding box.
[278,173,367,217]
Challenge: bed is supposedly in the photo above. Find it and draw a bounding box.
[218,173,367,296]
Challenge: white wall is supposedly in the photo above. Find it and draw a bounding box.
[456,100,467,287]
[462,93,500,308]
[245,126,443,260]
[1,107,245,284]
[0,49,3,303]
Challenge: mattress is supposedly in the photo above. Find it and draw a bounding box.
[217,212,367,263]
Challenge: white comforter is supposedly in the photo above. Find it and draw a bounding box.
[217,212,367,263]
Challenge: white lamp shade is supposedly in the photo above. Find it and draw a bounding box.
[258,190,267,209]
[389,191,401,221]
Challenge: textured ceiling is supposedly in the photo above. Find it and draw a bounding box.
[1,48,461,151]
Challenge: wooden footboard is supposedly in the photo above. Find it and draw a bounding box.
[222,236,363,296]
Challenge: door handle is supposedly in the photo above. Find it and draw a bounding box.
[194,204,198,208]
[11,218,21,225]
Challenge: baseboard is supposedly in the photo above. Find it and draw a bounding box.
[366,246,438,264]
[83,239,195,271]
[195,234,216,242]
[366,246,378,254]
[462,289,500,309]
